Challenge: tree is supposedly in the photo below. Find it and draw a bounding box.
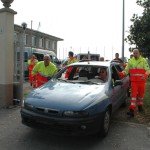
[125,0,150,58]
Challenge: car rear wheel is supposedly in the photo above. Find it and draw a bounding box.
[98,108,111,138]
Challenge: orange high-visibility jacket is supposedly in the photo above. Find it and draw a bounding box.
[67,57,77,65]
[65,57,77,78]
[123,56,150,82]
[32,61,58,87]
[28,58,38,72]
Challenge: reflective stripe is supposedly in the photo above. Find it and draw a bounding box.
[137,97,144,100]
[138,101,143,104]
[130,97,136,106]
[131,103,136,106]
[131,100,136,103]
[137,97,143,105]
[131,97,136,100]
[130,74,143,76]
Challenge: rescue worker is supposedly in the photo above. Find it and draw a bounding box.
[28,55,38,86]
[65,51,77,78]
[119,49,150,117]
[67,51,77,64]
[32,54,58,88]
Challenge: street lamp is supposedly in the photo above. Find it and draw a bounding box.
[1,0,14,8]
[19,22,27,105]
[122,0,125,62]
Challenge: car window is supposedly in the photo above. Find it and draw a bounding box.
[56,65,108,84]
[115,65,123,72]
[111,66,120,82]
[91,55,99,61]
[33,53,43,61]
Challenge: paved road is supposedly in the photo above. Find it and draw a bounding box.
[0,107,150,150]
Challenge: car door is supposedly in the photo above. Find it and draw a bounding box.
[111,65,124,112]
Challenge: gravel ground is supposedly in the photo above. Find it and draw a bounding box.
[112,100,150,126]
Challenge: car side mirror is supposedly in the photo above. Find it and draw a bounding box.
[114,80,123,86]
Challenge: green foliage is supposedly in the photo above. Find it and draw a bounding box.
[125,0,150,58]
[144,78,150,108]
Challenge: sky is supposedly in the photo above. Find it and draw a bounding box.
[0,0,143,60]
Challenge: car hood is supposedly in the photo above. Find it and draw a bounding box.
[26,81,106,110]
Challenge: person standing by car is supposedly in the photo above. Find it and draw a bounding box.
[65,51,77,78]
[28,55,38,86]
[113,53,123,63]
[113,53,127,69]
[32,54,58,88]
[119,49,150,117]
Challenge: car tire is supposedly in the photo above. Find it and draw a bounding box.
[98,108,111,138]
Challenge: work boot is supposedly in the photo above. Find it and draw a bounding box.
[138,106,144,112]
[127,109,134,117]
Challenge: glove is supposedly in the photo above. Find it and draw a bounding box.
[123,63,127,68]
[119,72,125,79]
[142,74,148,80]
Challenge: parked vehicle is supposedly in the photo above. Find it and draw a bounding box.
[76,52,100,61]
[21,61,129,137]
[60,52,100,69]
[16,47,61,78]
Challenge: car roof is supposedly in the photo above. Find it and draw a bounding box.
[68,60,120,67]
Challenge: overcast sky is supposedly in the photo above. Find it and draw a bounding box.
[0,0,143,59]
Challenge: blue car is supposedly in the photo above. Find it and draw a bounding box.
[21,61,129,137]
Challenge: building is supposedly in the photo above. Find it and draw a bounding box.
[14,24,64,55]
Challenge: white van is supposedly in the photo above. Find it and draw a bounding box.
[16,47,61,79]
[76,52,100,61]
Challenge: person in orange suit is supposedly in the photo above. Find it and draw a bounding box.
[119,49,150,117]
[65,51,77,78]
[28,55,38,86]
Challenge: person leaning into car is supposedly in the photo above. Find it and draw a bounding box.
[32,54,58,88]
[119,49,150,117]
[65,51,77,78]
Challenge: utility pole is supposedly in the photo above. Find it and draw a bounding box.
[30,20,33,54]
[122,0,125,61]
[19,22,27,105]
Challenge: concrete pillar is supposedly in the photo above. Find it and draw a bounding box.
[0,7,17,107]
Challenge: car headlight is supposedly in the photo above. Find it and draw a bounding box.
[24,103,34,110]
[63,111,89,118]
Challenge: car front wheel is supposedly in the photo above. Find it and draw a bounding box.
[98,108,111,138]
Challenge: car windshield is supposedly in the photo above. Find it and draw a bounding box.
[54,65,108,84]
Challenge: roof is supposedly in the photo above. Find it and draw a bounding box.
[14,24,64,41]
[69,61,112,67]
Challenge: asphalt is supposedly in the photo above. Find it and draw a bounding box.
[0,107,150,150]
